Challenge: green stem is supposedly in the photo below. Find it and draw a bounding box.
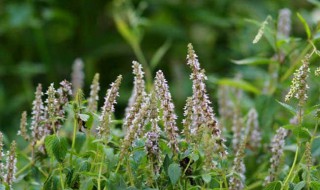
[59,163,65,190]
[70,115,78,164]
[282,146,299,190]
[15,161,34,177]
[126,158,135,187]
[223,171,229,189]
[115,160,121,174]
[245,181,262,190]
[98,155,105,190]
[182,158,192,176]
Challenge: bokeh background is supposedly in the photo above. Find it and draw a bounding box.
[0,0,318,139]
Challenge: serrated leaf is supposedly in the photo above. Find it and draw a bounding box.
[310,181,320,189]
[292,127,311,139]
[213,78,261,94]
[293,181,305,190]
[79,113,90,121]
[202,174,211,183]
[51,136,68,162]
[231,57,271,65]
[276,100,297,115]
[297,13,311,39]
[263,181,282,190]
[168,163,182,185]
[45,135,56,159]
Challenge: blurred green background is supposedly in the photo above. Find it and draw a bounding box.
[0,0,317,139]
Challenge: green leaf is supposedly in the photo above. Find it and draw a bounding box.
[168,163,182,185]
[132,150,146,163]
[65,168,74,187]
[276,100,297,115]
[312,138,320,157]
[293,181,305,190]
[190,152,199,161]
[44,175,59,190]
[256,95,279,129]
[308,0,320,7]
[45,135,56,159]
[50,135,68,162]
[84,112,94,130]
[310,181,320,189]
[263,181,282,190]
[79,113,90,121]
[114,15,138,48]
[150,40,171,69]
[0,184,8,190]
[292,127,311,140]
[297,13,311,39]
[213,78,261,94]
[231,57,272,65]
[202,173,212,183]
[79,161,91,172]
[163,154,171,175]
[75,132,86,153]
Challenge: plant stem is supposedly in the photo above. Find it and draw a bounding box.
[245,181,262,190]
[70,115,78,165]
[98,155,105,190]
[15,161,34,177]
[282,146,299,190]
[115,160,121,174]
[183,158,192,176]
[59,163,65,190]
[126,158,135,187]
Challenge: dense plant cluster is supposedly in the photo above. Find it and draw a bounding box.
[1,7,320,190]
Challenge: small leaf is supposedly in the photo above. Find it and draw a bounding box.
[51,136,68,162]
[168,163,182,185]
[293,181,305,190]
[263,181,282,190]
[276,100,297,115]
[297,13,311,39]
[231,57,271,65]
[190,152,199,161]
[79,113,90,121]
[202,174,211,183]
[84,112,94,130]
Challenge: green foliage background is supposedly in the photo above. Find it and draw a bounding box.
[0,0,317,138]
